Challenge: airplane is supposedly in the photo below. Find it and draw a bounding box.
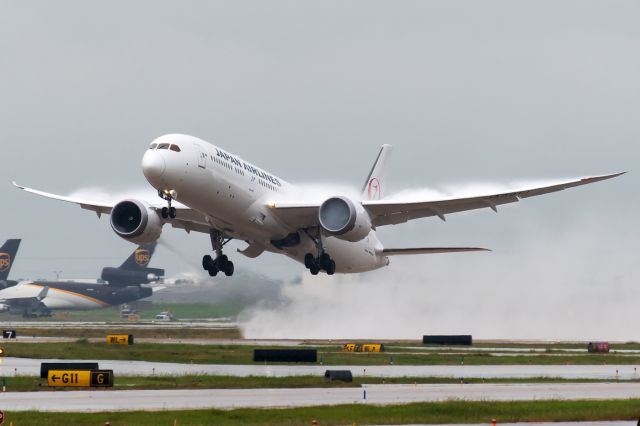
[0,239,21,289]
[14,134,624,277]
[0,242,164,317]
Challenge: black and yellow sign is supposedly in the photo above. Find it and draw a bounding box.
[106,334,134,345]
[47,370,113,387]
[342,343,384,353]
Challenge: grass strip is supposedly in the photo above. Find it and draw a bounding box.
[6,326,241,339]
[3,375,639,392]
[4,399,640,425]
[4,341,640,365]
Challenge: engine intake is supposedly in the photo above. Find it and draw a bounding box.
[318,196,372,242]
[110,199,162,244]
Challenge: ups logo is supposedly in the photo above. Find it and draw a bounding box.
[135,249,150,266]
[0,253,10,272]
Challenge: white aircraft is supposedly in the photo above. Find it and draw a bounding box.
[14,134,623,277]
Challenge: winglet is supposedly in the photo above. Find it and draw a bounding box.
[361,144,393,200]
[37,286,49,301]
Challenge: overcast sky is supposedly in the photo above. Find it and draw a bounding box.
[1,1,638,339]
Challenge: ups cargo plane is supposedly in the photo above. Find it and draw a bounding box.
[0,239,21,289]
[15,134,623,277]
[0,241,163,317]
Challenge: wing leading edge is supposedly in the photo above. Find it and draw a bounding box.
[268,172,625,229]
[12,182,212,235]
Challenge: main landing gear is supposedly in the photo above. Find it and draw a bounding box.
[303,228,336,276]
[202,230,235,277]
[158,190,176,219]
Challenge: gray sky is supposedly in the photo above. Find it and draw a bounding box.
[1,1,638,339]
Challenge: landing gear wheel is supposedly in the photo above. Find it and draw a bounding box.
[216,254,229,270]
[224,261,234,277]
[202,255,214,270]
[310,266,319,275]
[326,259,336,275]
[204,230,235,278]
[320,253,332,271]
[169,207,177,218]
[161,207,169,219]
[304,253,315,269]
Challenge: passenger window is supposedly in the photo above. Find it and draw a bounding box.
[170,145,181,152]
[149,143,157,150]
[158,143,170,150]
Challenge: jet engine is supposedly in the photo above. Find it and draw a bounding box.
[101,267,165,287]
[318,196,372,242]
[110,199,162,244]
[114,286,153,301]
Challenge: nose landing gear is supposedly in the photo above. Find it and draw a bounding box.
[203,230,235,277]
[158,191,177,219]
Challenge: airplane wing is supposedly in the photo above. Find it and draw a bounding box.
[269,173,625,228]
[13,182,212,234]
[363,172,625,226]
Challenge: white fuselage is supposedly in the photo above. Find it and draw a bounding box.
[142,134,389,273]
[0,282,106,311]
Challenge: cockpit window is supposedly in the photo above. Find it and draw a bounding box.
[157,143,170,150]
[169,144,181,152]
[149,143,157,150]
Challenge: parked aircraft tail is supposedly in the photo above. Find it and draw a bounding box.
[0,239,21,281]
[100,242,164,286]
[361,144,393,200]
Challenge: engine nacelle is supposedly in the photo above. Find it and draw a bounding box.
[114,286,153,301]
[110,199,162,244]
[318,196,372,242]
[101,267,165,287]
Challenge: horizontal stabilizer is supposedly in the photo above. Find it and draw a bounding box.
[382,247,490,256]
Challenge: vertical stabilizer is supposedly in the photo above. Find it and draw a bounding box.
[0,239,21,281]
[119,242,157,270]
[361,144,393,200]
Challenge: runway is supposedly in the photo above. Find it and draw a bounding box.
[1,357,638,379]
[2,382,640,412]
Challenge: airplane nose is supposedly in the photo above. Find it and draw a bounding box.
[142,150,165,181]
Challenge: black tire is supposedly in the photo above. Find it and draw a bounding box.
[216,254,229,270]
[224,261,234,277]
[208,266,218,277]
[320,253,331,271]
[310,266,319,275]
[161,207,169,219]
[202,255,214,270]
[169,207,177,218]
[327,260,336,275]
[304,253,315,269]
